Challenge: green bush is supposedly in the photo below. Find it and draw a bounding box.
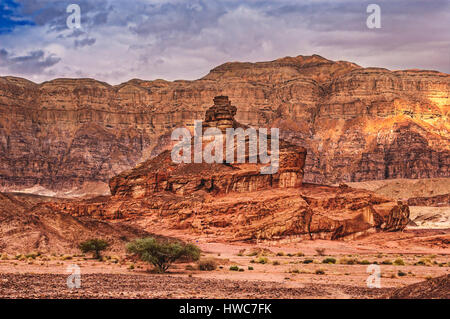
[272,260,280,266]
[229,265,239,271]
[126,237,200,273]
[322,258,336,264]
[79,239,110,259]
[358,260,371,265]
[248,266,254,270]
[303,259,313,264]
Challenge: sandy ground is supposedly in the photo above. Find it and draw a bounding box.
[0,229,448,299]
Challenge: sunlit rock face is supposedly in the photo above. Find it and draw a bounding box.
[0,55,448,194]
[40,97,409,241]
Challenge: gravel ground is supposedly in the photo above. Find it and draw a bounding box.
[0,273,393,299]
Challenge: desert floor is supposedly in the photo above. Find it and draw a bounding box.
[0,228,448,299]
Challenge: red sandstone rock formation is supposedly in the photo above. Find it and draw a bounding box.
[0,55,448,194]
[41,97,410,241]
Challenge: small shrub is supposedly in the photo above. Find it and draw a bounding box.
[229,265,239,271]
[425,275,433,280]
[322,257,336,264]
[393,258,405,266]
[128,264,135,270]
[272,260,280,266]
[358,260,371,265]
[238,268,244,272]
[315,269,325,275]
[246,251,258,257]
[257,257,269,264]
[287,253,294,257]
[197,259,217,271]
[339,258,358,265]
[79,239,110,260]
[397,270,407,277]
[276,252,285,257]
[381,260,393,265]
[1,253,9,260]
[296,252,305,257]
[290,269,300,274]
[315,248,326,256]
[248,266,254,270]
[303,259,313,264]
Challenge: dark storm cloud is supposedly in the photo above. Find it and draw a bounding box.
[0,48,60,74]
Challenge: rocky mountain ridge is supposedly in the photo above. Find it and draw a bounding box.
[0,54,448,194]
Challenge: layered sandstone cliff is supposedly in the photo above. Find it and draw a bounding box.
[0,55,448,193]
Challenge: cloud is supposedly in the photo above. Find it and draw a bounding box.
[0,48,61,74]
[74,37,96,48]
[0,0,448,84]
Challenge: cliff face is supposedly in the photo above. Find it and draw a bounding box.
[42,97,410,241]
[0,55,448,193]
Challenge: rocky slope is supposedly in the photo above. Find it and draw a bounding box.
[0,192,153,254]
[42,97,410,241]
[0,55,448,193]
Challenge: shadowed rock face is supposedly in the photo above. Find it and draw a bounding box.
[0,55,448,194]
[41,97,410,241]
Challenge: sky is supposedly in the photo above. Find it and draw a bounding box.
[0,0,449,84]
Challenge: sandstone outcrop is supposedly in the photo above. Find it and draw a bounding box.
[42,97,410,241]
[0,55,448,194]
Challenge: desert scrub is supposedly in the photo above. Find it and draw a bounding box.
[272,260,280,266]
[315,269,325,275]
[128,264,135,270]
[296,252,305,257]
[322,257,336,264]
[393,258,405,266]
[276,252,285,256]
[315,248,326,256]
[381,260,393,265]
[358,260,371,265]
[229,265,239,271]
[61,255,73,261]
[1,253,9,260]
[339,258,358,265]
[197,259,217,271]
[248,266,254,270]
[256,257,269,264]
[414,258,432,266]
[302,259,313,264]
[238,268,244,272]
[397,270,407,277]
[246,251,258,257]
[289,269,300,274]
